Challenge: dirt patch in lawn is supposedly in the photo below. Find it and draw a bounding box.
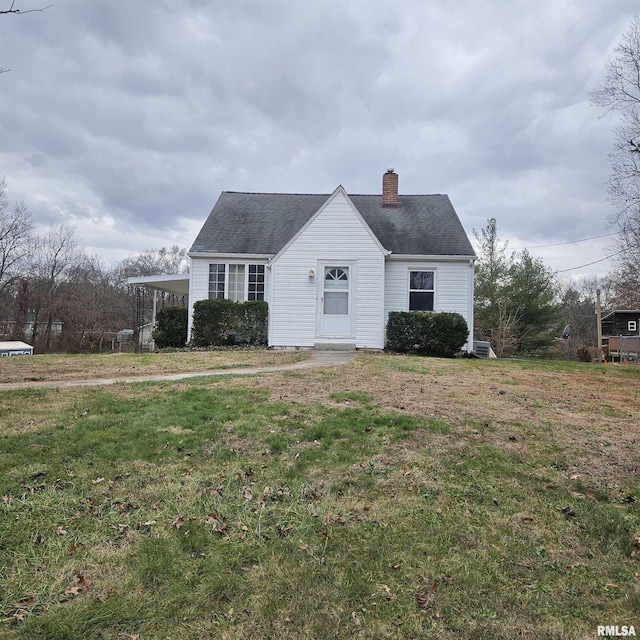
[226,352,640,496]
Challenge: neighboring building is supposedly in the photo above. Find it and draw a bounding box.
[0,319,63,340]
[601,309,640,338]
[601,309,640,363]
[186,169,476,350]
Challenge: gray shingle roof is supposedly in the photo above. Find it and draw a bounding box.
[189,190,476,257]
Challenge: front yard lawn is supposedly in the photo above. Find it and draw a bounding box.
[1,354,638,639]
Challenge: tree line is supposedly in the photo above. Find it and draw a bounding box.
[0,176,188,352]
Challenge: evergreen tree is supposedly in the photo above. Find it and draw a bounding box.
[474,219,561,356]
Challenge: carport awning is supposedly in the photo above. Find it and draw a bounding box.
[127,274,190,296]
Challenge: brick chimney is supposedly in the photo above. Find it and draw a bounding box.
[382,168,398,207]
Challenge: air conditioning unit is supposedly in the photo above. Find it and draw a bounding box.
[473,340,496,358]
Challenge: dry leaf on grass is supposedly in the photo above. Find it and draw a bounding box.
[64,573,92,597]
[206,514,228,533]
[416,592,432,608]
[416,580,438,609]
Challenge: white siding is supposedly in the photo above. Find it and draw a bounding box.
[187,256,270,341]
[384,258,474,346]
[187,257,209,340]
[270,190,386,349]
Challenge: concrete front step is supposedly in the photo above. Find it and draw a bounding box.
[314,342,356,351]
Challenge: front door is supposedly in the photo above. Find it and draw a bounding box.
[319,265,352,337]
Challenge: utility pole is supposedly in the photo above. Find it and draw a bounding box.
[596,289,603,362]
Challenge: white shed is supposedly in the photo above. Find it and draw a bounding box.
[0,341,34,356]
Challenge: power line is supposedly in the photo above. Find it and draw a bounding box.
[524,231,619,249]
[556,249,626,273]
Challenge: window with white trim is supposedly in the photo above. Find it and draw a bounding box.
[629,320,637,333]
[228,264,245,302]
[248,265,265,301]
[208,264,225,299]
[208,263,265,302]
[409,270,435,311]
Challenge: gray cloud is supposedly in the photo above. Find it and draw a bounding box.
[0,0,637,275]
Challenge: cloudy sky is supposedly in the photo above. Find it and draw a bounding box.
[0,0,637,279]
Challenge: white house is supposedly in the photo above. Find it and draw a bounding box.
[183,169,476,350]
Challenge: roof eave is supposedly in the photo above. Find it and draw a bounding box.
[188,252,273,260]
[386,254,477,261]
[126,274,190,295]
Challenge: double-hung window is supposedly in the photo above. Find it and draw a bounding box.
[409,270,435,311]
[208,263,265,302]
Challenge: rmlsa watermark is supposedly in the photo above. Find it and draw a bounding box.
[597,626,637,637]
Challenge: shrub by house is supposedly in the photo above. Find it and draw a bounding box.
[191,299,268,347]
[386,311,469,357]
[152,306,188,349]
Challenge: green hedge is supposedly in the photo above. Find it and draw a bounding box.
[191,299,268,347]
[152,306,188,349]
[386,311,469,357]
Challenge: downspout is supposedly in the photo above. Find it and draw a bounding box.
[266,259,273,347]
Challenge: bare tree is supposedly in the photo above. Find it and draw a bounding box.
[26,224,83,350]
[0,176,33,314]
[590,16,640,298]
[57,256,132,352]
[116,245,189,280]
[559,276,612,352]
[609,258,640,307]
[0,0,53,15]
[1,1,53,73]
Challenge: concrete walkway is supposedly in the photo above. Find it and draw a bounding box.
[0,350,357,391]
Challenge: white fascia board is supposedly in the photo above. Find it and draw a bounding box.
[126,274,190,295]
[387,254,477,262]
[127,274,189,284]
[188,252,272,260]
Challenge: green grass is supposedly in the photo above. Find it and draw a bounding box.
[0,357,638,639]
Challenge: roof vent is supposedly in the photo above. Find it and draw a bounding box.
[382,169,398,208]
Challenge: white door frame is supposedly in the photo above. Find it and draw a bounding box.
[316,260,356,339]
